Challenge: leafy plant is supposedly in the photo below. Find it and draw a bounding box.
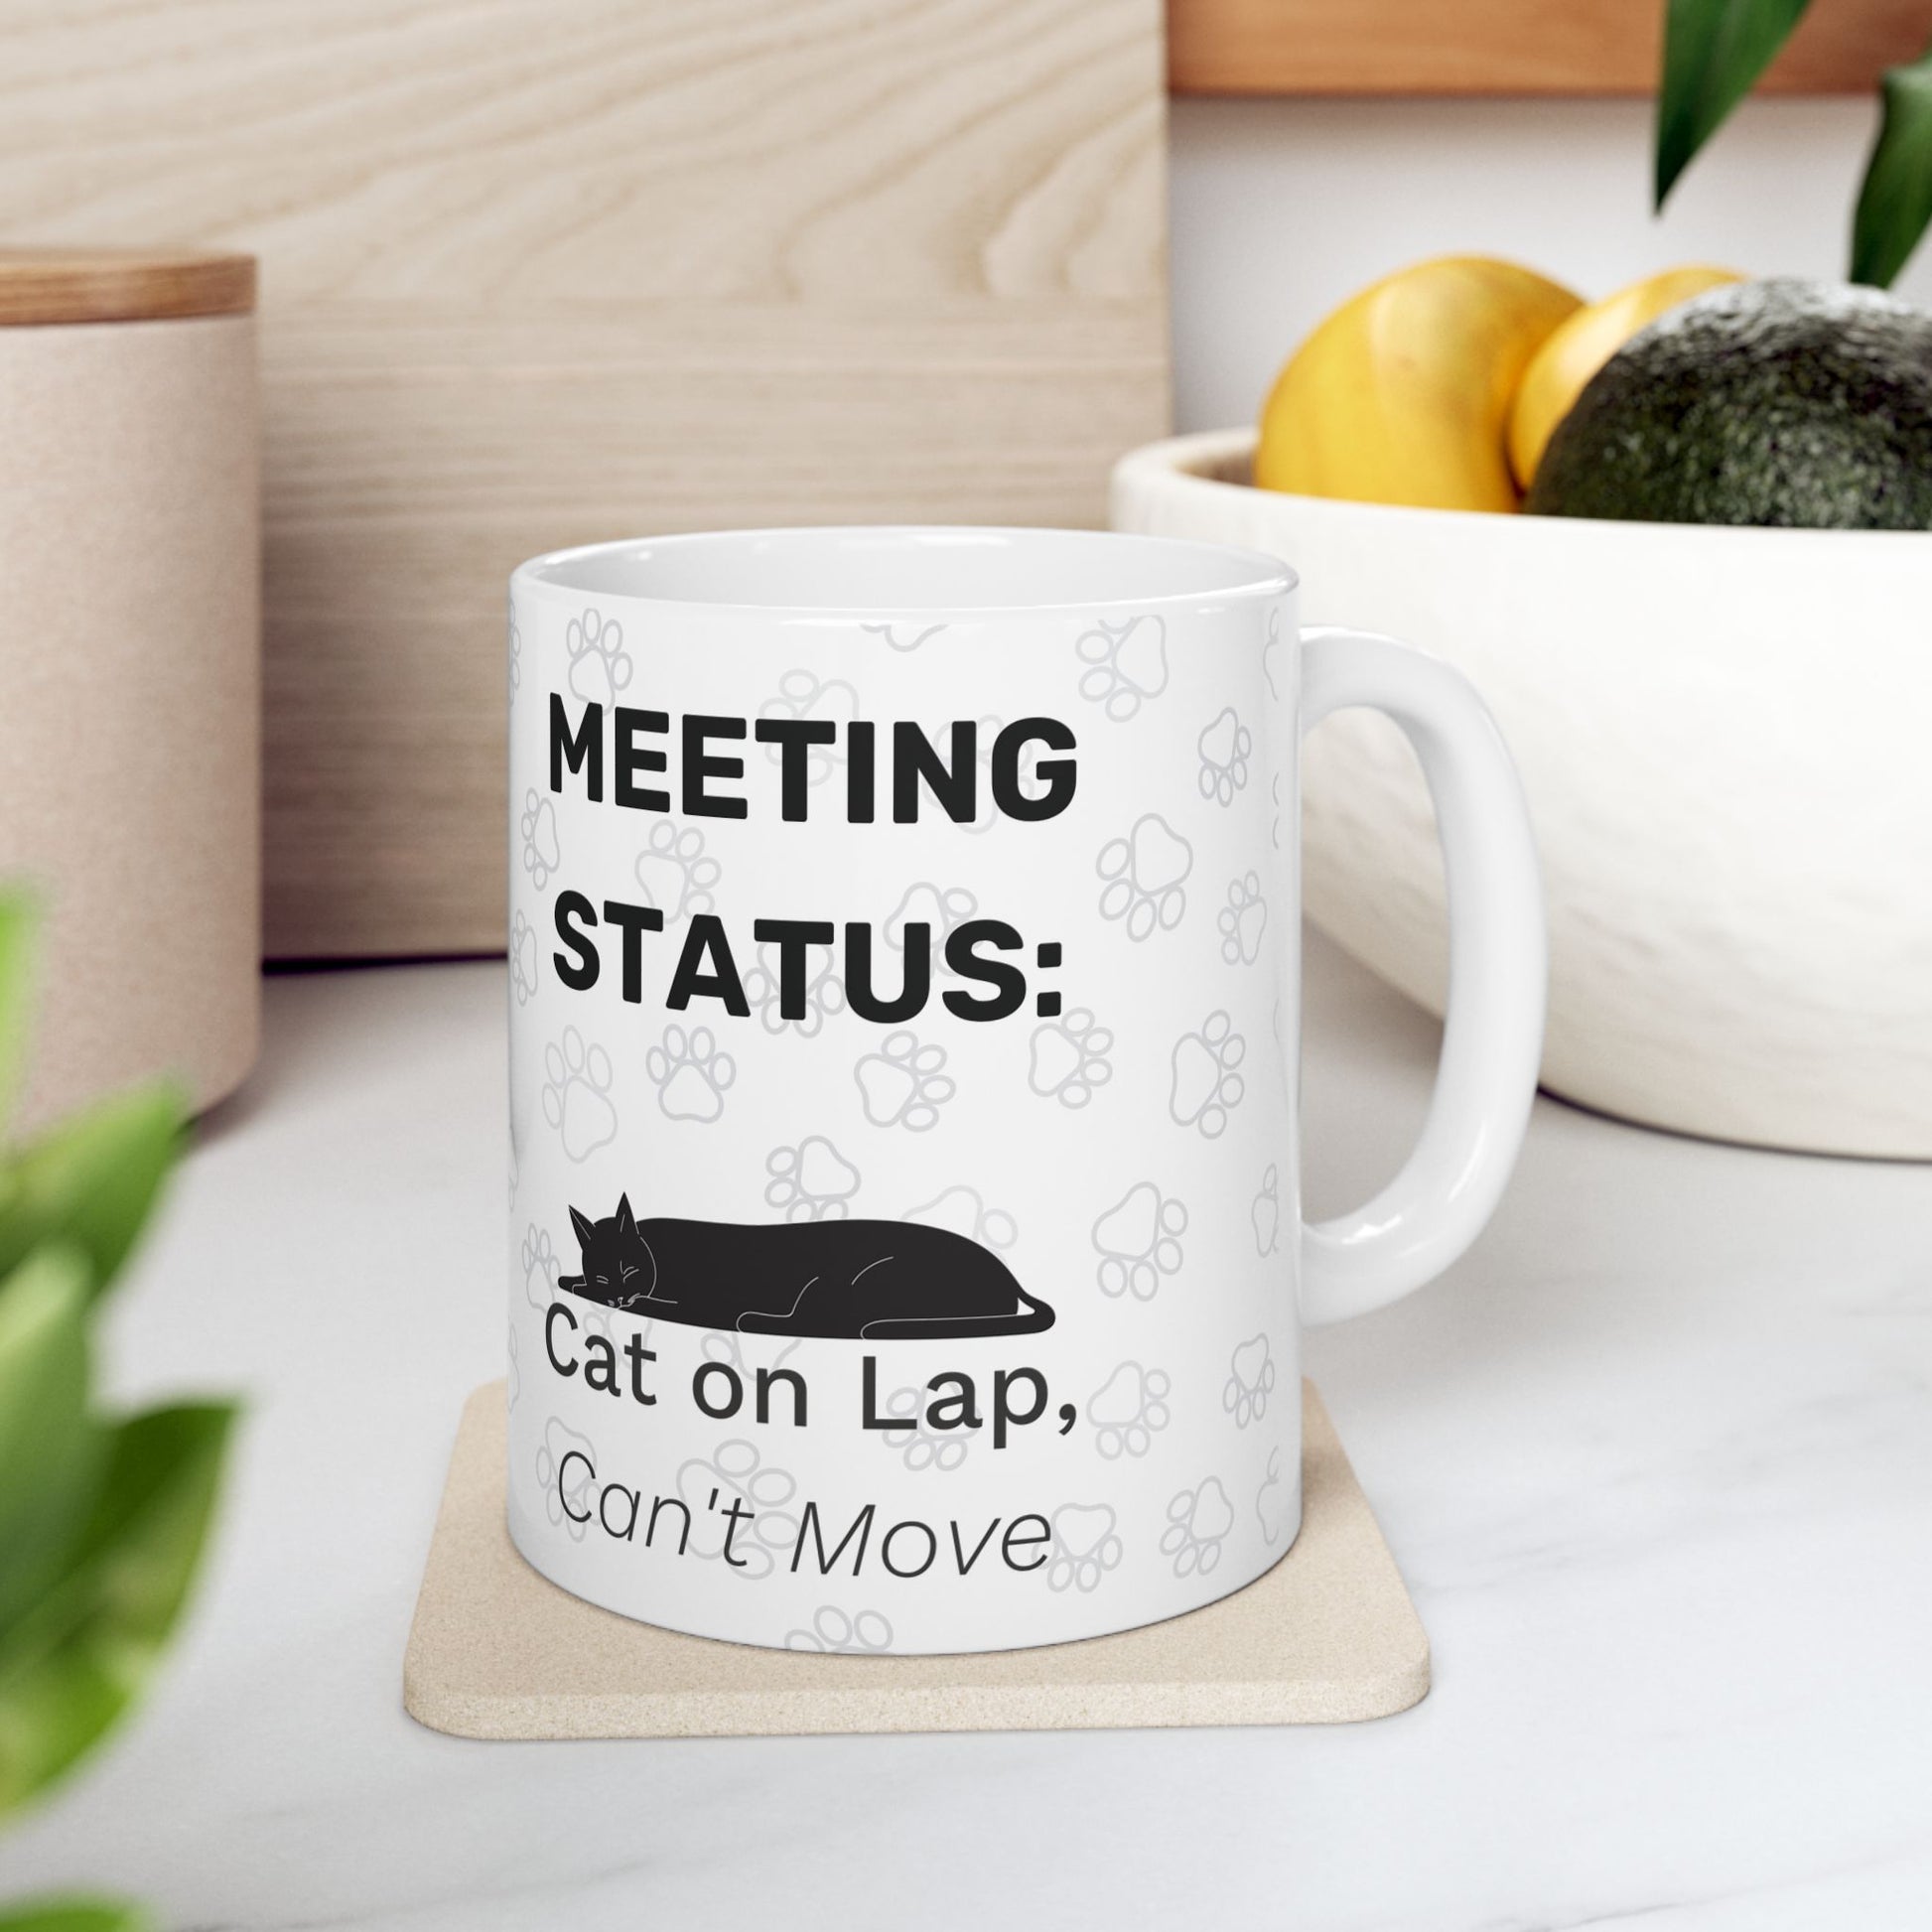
[0,894,236,1928]
[1655,0,1932,287]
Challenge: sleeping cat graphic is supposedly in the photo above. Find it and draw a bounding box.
[559,1193,1054,1339]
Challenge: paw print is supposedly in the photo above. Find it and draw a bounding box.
[1075,615,1169,722]
[566,607,632,707]
[1223,1334,1277,1428]
[1170,1011,1246,1139]
[676,1440,799,1581]
[1271,767,1286,851]
[742,937,845,1037]
[647,1024,736,1124]
[633,819,721,927]
[1257,1448,1295,1547]
[1092,1181,1187,1302]
[1045,1502,1124,1593]
[1252,1165,1282,1257]
[1096,814,1192,940]
[876,1384,970,1472]
[1028,1008,1114,1109]
[506,606,522,697]
[1087,1361,1173,1459]
[521,1223,562,1311]
[764,1135,860,1222]
[1262,603,1287,704]
[509,907,540,1005]
[785,1605,895,1652]
[536,1417,599,1541]
[901,1183,1017,1252]
[758,669,860,786]
[1196,707,1253,805]
[854,1031,955,1132]
[1218,872,1268,965]
[887,882,977,969]
[506,1321,521,1409]
[519,788,561,891]
[860,621,946,652]
[1162,1477,1236,1578]
[542,1027,619,1161]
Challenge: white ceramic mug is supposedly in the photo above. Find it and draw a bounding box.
[505,527,1544,1654]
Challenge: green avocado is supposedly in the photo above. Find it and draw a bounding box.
[1526,277,1932,529]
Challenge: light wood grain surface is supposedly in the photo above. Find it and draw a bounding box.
[0,1,1170,957]
[1169,0,1930,96]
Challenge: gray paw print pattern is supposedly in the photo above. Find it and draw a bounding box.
[742,939,845,1037]
[536,1416,599,1541]
[1224,1334,1277,1428]
[1092,1181,1187,1301]
[566,608,631,707]
[520,1223,561,1311]
[509,908,540,1006]
[889,882,977,967]
[1086,1361,1173,1459]
[676,1440,799,1581]
[634,819,721,927]
[648,1024,736,1123]
[1262,604,1287,703]
[785,1605,895,1652]
[902,1183,1017,1252]
[759,669,860,785]
[543,1027,618,1161]
[507,607,522,698]
[1218,872,1268,965]
[519,788,561,891]
[875,1385,970,1472]
[1252,1165,1283,1257]
[1096,814,1192,940]
[1045,1502,1124,1593]
[1170,1011,1246,1139]
[1162,1477,1236,1577]
[1257,1448,1295,1547]
[506,1321,521,1408]
[1076,615,1169,722]
[855,1031,955,1131]
[1028,1009,1114,1109]
[1197,707,1253,806]
[860,621,946,652]
[764,1135,860,1221]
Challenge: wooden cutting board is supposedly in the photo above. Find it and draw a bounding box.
[0,1,1170,957]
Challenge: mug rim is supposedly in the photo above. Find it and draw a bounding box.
[510,524,1298,620]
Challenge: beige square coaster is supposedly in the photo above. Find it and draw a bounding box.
[403,1380,1430,1738]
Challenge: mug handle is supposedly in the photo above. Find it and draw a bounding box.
[1298,626,1547,1325]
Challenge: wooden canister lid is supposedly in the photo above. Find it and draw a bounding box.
[0,248,255,326]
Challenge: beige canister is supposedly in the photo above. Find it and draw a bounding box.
[0,250,259,1131]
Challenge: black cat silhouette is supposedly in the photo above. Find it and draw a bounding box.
[558,1193,1053,1338]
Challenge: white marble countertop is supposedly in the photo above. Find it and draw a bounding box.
[6,932,1929,1930]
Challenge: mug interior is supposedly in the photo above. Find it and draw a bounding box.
[515,525,1293,616]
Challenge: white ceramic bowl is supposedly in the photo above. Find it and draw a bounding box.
[1113,429,1932,1157]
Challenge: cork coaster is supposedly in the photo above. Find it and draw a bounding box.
[402,1381,1429,1738]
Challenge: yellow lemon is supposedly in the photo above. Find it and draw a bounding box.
[1255,257,1581,513]
[1507,266,1743,488]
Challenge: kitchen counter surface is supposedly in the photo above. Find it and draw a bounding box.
[6,935,1929,1930]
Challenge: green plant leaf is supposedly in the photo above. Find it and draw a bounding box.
[0,1250,104,1633]
[1852,37,1932,287]
[0,1402,235,1814]
[0,1899,150,1932]
[0,1085,185,1306]
[1655,0,1814,208]
[0,894,38,1139]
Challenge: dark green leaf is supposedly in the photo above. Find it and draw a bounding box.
[0,1899,150,1932]
[1655,0,1814,208]
[0,1085,185,1306]
[0,1251,104,1633]
[0,894,37,1140]
[0,1402,236,1813]
[1852,37,1932,287]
